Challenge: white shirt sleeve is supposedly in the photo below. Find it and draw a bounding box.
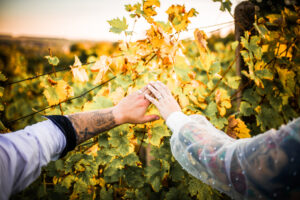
[0,120,66,200]
[166,112,300,199]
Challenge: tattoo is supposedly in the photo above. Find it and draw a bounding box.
[68,110,116,145]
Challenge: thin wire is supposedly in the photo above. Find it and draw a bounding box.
[188,21,234,31]
[6,74,121,124]
[5,52,156,124]
[4,61,95,86]
[4,54,124,86]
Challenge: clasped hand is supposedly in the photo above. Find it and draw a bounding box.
[113,81,181,124]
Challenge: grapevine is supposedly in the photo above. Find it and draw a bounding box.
[0,0,298,199]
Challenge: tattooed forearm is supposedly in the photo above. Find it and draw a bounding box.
[68,109,117,145]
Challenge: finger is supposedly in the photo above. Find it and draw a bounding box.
[150,81,168,98]
[140,115,160,123]
[147,84,163,100]
[145,94,159,107]
[140,86,147,94]
[157,81,172,95]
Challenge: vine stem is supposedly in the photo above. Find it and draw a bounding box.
[48,48,57,78]
[207,57,237,97]
[137,131,146,155]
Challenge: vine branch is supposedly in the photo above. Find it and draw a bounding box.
[207,57,237,97]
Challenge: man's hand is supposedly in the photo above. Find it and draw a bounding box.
[113,87,160,125]
[68,86,159,145]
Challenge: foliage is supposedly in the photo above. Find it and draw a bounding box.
[239,7,300,133]
[1,0,299,200]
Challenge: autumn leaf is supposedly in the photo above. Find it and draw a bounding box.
[70,56,89,82]
[215,89,231,117]
[226,115,251,139]
[42,79,74,106]
[143,0,160,23]
[91,56,113,85]
[194,29,207,52]
[166,5,198,32]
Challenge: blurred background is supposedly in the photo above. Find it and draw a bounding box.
[0,0,241,130]
[0,0,238,41]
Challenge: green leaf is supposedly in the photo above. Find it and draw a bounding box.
[204,102,218,117]
[148,124,170,147]
[240,101,253,116]
[0,72,7,81]
[226,76,240,89]
[0,103,4,111]
[0,120,7,131]
[124,166,144,188]
[210,116,227,129]
[54,159,64,170]
[108,17,128,34]
[256,105,284,131]
[255,69,273,80]
[213,0,232,12]
[96,149,113,165]
[45,56,59,66]
[146,159,169,192]
[61,175,76,189]
[170,162,185,182]
[254,22,269,38]
[83,96,113,111]
[231,41,239,50]
[100,188,113,200]
[242,88,261,106]
[174,55,191,82]
[108,125,131,156]
[115,75,133,90]
[210,62,221,74]
[123,153,140,166]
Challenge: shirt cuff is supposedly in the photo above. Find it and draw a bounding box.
[166,111,193,134]
[45,115,77,158]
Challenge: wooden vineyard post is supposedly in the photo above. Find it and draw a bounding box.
[234,1,255,107]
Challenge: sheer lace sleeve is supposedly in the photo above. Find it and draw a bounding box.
[167,112,300,199]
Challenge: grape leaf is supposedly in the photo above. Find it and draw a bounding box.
[107,17,128,34]
[45,55,59,66]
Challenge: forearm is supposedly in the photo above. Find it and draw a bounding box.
[68,107,123,145]
[168,113,300,199]
[0,120,66,198]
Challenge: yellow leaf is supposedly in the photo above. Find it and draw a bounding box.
[194,29,207,52]
[143,0,160,17]
[53,176,59,184]
[178,93,189,108]
[70,56,89,82]
[226,116,251,139]
[42,79,74,106]
[166,5,197,32]
[277,67,295,96]
[99,178,106,188]
[86,144,99,156]
[215,89,231,117]
[91,56,112,84]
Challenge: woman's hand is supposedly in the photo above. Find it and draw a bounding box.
[113,87,160,125]
[145,81,181,120]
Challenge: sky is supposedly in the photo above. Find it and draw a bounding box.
[0,0,243,41]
